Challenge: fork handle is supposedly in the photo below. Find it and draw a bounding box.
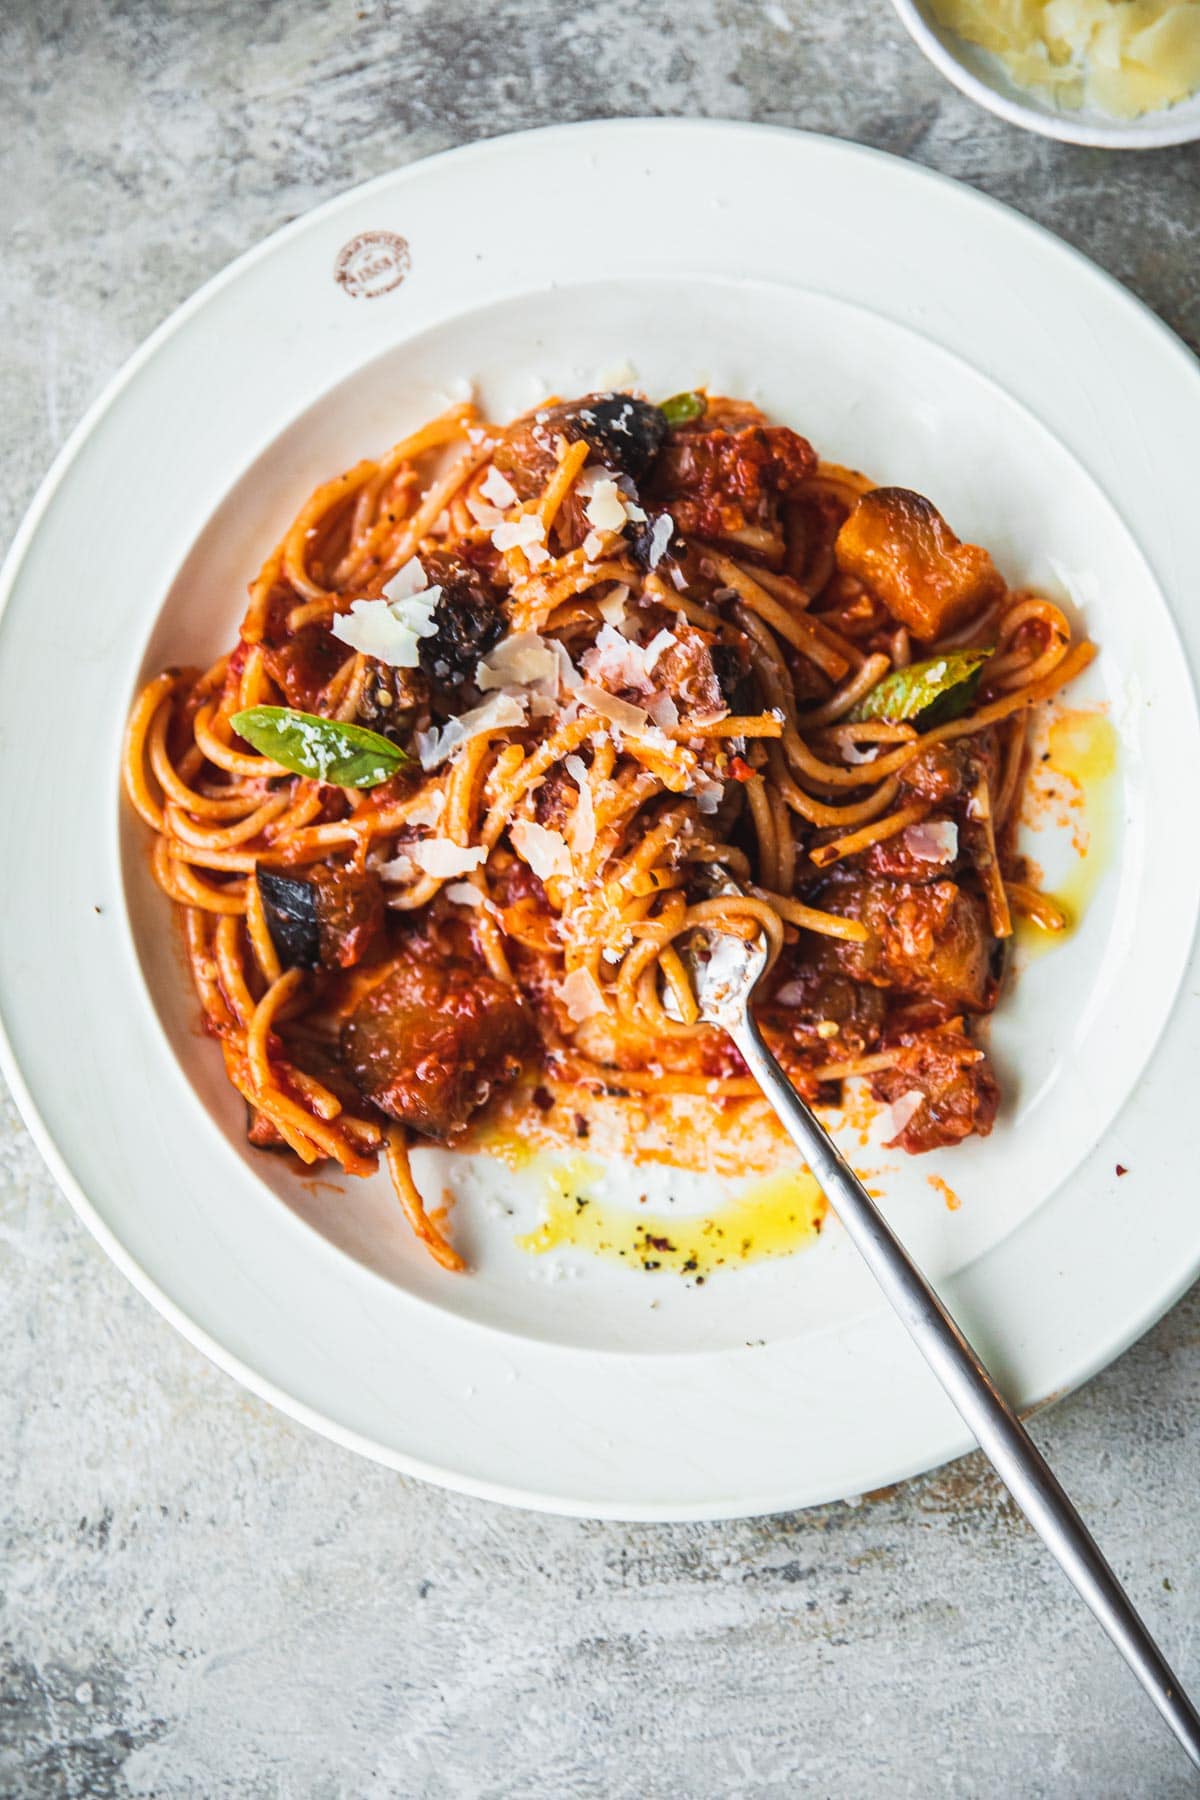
[729,1009,1200,1770]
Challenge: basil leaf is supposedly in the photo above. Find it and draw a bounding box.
[659,390,706,427]
[231,705,408,788]
[850,649,992,728]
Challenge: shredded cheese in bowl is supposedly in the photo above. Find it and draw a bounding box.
[930,0,1200,118]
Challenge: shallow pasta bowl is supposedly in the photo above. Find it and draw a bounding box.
[2,120,1200,1518]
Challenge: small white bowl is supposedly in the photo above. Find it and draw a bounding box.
[890,0,1200,147]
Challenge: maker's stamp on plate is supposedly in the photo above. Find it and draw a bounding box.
[334,231,411,300]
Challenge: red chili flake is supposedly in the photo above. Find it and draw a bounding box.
[573,1113,590,1138]
[1116,1163,1129,1177]
[729,755,756,783]
[531,1086,554,1112]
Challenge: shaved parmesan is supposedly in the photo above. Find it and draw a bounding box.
[904,820,959,863]
[492,512,549,566]
[406,788,446,827]
[582,623,651,692]
[583,529,608,561]
[415,691,527,770]
[582,623,677,694]
[597,584,629,626]
[511,818,572,881]
[411,839,488,879]
[643,628,677,670]
[646,690,680,731]
[608,471,648,524]
[481,466,518,508]
[564,753,596,856]
[443,881,485,906]
[560,966,605,1022]
[584,479,632,534]
[477,631,562,692]
[643,512,675,569]
[579,684,653,735]
[381,558,428,602]
[465,493,505,530]
[378,852,417,883]
[931,0,1200,118]
[689,771,725,815]
[553,640,585,692]
[332,589,440,666]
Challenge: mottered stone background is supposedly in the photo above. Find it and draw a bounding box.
[2,1,1199,1794]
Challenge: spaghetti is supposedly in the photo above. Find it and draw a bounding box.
[124,389,1093,1269]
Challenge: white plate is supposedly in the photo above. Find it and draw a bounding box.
[3,121,1200,1518]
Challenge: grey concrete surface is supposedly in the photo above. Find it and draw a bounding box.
[3,1,1199,1794]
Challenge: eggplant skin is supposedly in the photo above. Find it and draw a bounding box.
[493,393,669,499]
[560,394,668,482]
[709,642,757,717]
[416,550,504,686]
[256,867,320,968]
[256,864,386,971]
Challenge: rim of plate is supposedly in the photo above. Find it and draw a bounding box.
[889,0,1200,148]
[3,119,1200,1520]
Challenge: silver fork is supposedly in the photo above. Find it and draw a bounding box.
[677,910,1200,1769]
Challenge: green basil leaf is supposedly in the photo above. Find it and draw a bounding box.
[850,649,993,728]
[659,390,707,427]
[231,706,408,788]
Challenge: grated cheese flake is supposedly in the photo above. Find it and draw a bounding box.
[381,558,428,602]
[511,818,573,881]
[644,512,675,569]
[411,839,489,879]
[492,513,549,565]
[582,623,677,695]
[378,851,417,883]
[904,820,960,863]
[560,966,606,1022]
[690,771,725,814]
[477,631,562,692]
[643,627,677,671]
[931,0,1200,118]
[564,753,596,856]
[646,690,680,731]
[415,691,528,769]
[481,466,518,508]
[584,478,632,534]
[578,684,654,736]
[553,640,585,693]
[465,493,505,530]
[406,788,447,827]
[597,584,629,626]
[331,588,441,667]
